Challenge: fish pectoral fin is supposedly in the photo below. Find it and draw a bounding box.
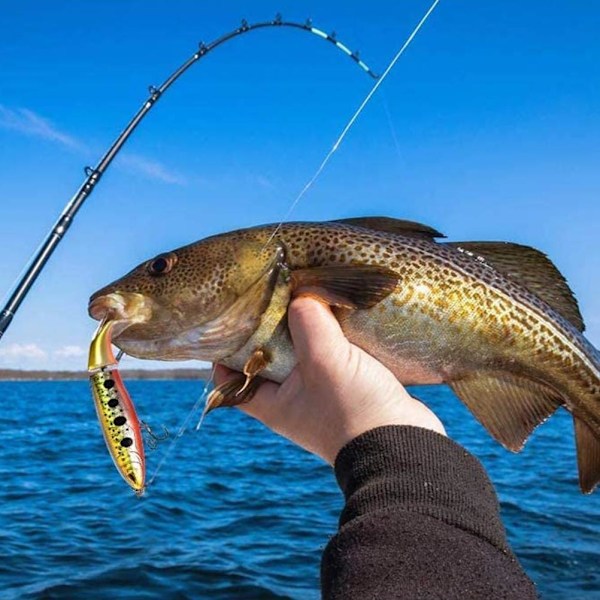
[449,372,562,451]
[236,347,272,395]
[291,265,399,309]
[243,347,271,379]
[447,241,585,332]
[206,373,264,413]
[332,217,445,240]
[574,417,600,494]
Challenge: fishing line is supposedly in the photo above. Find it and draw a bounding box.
[379,90,404,166]
[145,366,216,489]
[264,0,441,247]
[195,381,213,431]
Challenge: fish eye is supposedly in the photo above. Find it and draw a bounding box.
[147,253,177,276]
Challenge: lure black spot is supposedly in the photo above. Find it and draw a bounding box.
[103,379,115,389]
[108,398,119,408]
[121,437,133,448]
[114,416,126,426]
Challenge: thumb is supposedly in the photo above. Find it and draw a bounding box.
[288,296,350,369]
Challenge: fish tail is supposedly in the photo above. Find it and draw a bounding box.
[573,396,600,494]
[574,417,600,494]
[572,345,600,493]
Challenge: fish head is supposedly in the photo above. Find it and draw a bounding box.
[88,230,284,361]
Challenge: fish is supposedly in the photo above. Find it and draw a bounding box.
[88,217,600,493]
[88,320,146,493]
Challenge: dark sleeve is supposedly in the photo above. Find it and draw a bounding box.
[321,425,537,599]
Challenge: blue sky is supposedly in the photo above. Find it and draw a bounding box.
[0,0,599,370]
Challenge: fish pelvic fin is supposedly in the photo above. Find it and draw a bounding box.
[449,372,562,452]
[574,417,600,494]
[206,373,264,413]
[291,265,399,309]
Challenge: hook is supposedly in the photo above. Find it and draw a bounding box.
[84,166,95,177]
[141,422,170,450]
[198,41,208,55]
[273,13,283,25]
[240,18,249,31]
[148,85,161,97]
[305,17,313,29]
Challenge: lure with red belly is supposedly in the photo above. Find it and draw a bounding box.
[88,321,145,493]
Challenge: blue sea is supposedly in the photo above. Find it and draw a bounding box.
[0,380,598,599]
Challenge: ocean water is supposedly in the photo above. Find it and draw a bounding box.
[0,380,598,599]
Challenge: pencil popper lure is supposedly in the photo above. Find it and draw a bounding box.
[88,320,145,494]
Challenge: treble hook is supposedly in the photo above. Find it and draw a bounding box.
[141,421,170,450]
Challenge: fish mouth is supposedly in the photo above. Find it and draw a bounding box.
[88,292,152,325]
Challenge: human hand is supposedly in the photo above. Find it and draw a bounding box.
[214,296,446,464]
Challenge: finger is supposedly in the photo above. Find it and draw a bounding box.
[288,296,349,368]
[236,378,281,419]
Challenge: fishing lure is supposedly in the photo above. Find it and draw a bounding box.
[88,321,145,493]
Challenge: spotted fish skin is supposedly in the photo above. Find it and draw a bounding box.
[88,219,600,492]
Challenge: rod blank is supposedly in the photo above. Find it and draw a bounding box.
[0,17,378,341]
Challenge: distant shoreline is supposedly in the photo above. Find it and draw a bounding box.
[0,369,212,381]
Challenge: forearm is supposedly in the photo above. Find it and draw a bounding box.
[321,426,537,599]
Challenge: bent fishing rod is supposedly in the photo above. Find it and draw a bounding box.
[0,15,379,341]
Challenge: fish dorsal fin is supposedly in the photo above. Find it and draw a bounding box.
[447,242,585,332]
[291,264,399,309]
[449,372,562,451]
[574,417,600,494]
[332,217,445,240]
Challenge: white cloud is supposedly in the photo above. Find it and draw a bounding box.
[255,174,275,190]
[0,104,83,150]
[119,152,187,186]
[0,104,186,186]
[0,340,213,371]
[53,345,87,358]
[0,343,48,360]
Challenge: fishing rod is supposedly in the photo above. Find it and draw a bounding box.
[0,14,379,341]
